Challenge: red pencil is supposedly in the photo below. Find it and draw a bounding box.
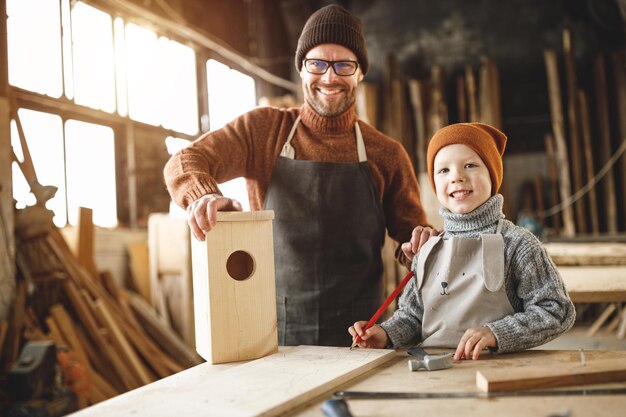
[350,270,415,349]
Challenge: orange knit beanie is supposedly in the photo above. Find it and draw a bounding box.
[426,123,507,195]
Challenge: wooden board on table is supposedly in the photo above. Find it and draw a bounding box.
[477,358,626,392]
[558,265,626,303]
[70,346,395,417]
[544,242,626,265]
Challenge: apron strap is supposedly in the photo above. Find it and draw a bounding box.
[481,234,505,291]
[495,218,504,234]
[355,121,367,162]
[279,116,367,162]
[280,116,301,159]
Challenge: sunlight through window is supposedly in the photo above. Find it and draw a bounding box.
[7,0,63,97]
[126,23,160,126]
[10,109,67,226]
[204,60,257,212]
[114,17,128,117]
[206,59,256,130]
[71,2,116,112]
[159,38,198,135]
[126,22,198,133]
[65,120,117,228]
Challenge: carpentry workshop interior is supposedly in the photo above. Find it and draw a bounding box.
[1,0,626,415]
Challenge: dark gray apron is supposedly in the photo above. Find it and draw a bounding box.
[263,116,386,346]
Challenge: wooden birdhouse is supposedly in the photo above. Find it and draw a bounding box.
[191,210,278,364]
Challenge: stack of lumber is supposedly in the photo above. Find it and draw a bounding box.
[0,205,204,410]
[543,32,626,237]
[544,241,626,339]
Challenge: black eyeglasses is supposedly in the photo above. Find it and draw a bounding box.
[303,59,359,76]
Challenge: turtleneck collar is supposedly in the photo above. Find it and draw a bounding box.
[440,194,505,236]
[299,101,357,135]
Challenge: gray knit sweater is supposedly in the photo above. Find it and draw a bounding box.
[380,194,576,353]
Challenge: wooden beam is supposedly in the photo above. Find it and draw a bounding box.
[593,54,618,233]
[576,90,599,235]
[562,29,587,234]
[611,49,626,228]
[544,49,575,237]
[477,358,626,392]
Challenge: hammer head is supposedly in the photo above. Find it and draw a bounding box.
[408,352,453,371]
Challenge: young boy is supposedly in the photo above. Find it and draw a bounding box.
[349,123,575,360]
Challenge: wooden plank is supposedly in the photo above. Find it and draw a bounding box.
[488,57,501,129]
[544,49,576,237]
[544,242,626,265]
[69,346,395,417]
[544,133,561,233]
[612,49,626,229]
[593,54,618,233]
[126,291,203,368]
[558,265,626,303]
[618,308,626,339]
[408,78,427,173]
[465,64,478,122]
[586,303,617,336]
[576,89,599,235]
[476,358,626,392]
[456,75,467,123]
[94,299,155,385]
[355,82,379,129]
[127,241,151,304]
[77,207,98,278]
[562,29,587,234]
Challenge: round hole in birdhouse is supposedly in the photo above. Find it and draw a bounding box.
[226,250,255,281]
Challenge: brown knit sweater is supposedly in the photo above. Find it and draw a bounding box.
[163,102,428,262]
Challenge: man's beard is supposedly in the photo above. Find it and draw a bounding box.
[304,82,355,117]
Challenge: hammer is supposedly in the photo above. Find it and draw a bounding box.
[407,346,453,371]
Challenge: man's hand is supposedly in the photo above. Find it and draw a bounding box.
[454,327,497,360]
[348,322,389,349]
[401,226,439,263]
[187,193,243,241]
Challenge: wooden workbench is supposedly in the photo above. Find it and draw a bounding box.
[293,349,626,417]
[68,347,626,417]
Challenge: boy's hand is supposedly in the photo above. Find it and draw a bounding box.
[454,327,497,360]
[348,322,389,349]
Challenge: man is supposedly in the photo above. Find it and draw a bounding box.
[164,4,435,347]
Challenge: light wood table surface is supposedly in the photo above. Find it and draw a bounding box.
[70,347,626,417]
[293,349,626,417]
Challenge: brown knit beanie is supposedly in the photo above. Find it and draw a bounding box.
[295,4,369,74]
[427,123,507,195]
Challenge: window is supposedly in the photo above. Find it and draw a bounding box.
[11,110,117,228]
[207,59,256,130]
[7,1,259,226]
[7,0,63,97]
[71,2,116,112]
[126,23,198,134]
[11,109,65,225]
[65,120,117,227]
